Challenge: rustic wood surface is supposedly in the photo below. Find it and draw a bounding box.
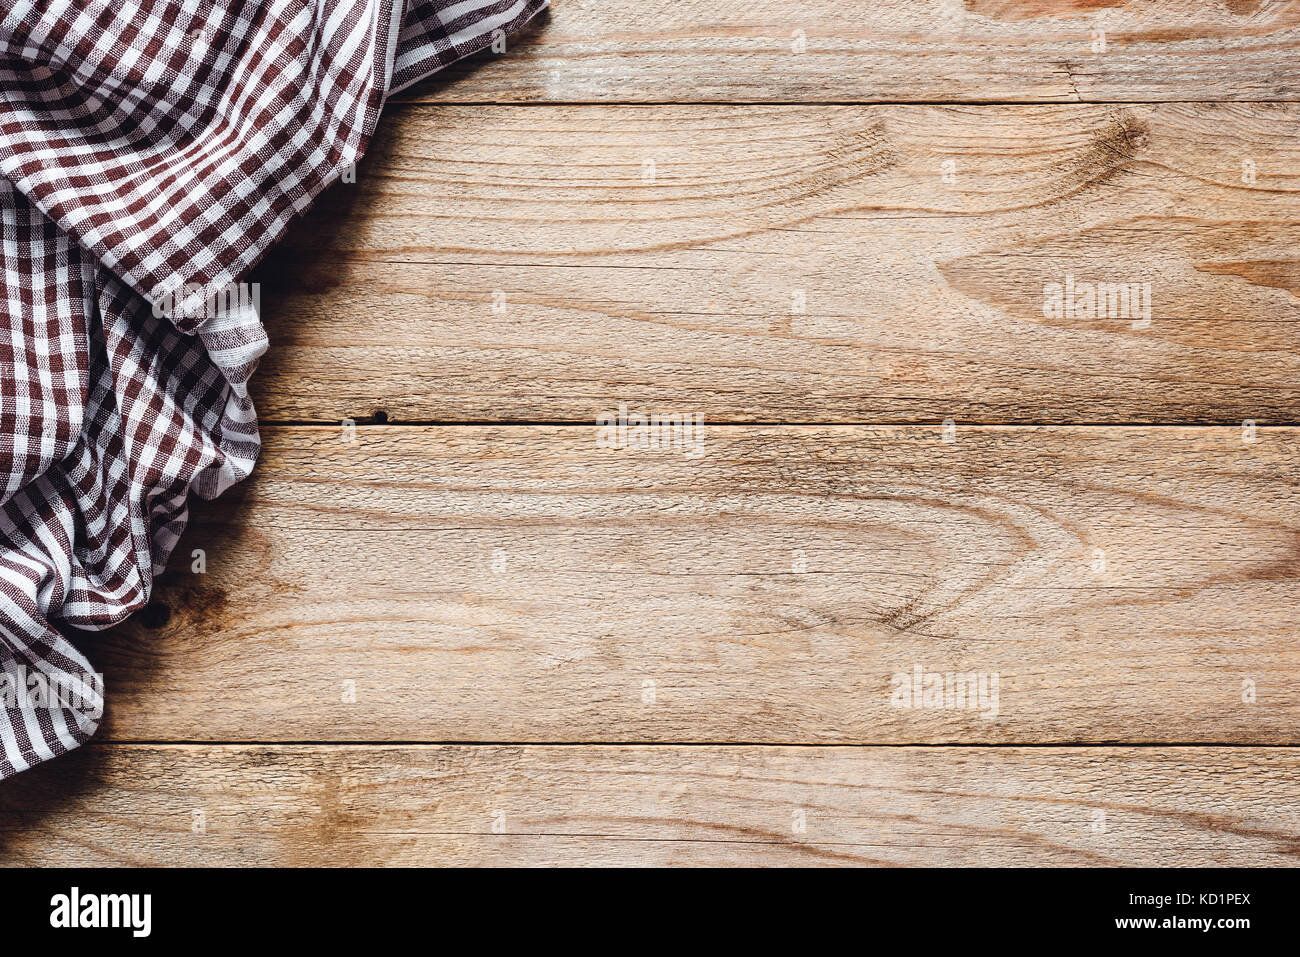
[259,102,1300,423]
[395,0,1300,103]
[3,1,1299,868]
[3,745,1297,866]
[81,425,1300,745]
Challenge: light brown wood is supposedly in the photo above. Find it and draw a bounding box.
[400,0,1300,103]
[9,3,1299,871]
[257,103,1300,423]
[85,424,1300,744]
[2,744,1296,866]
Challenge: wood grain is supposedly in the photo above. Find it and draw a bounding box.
[11,3,1299,871]
[400,0,1300,103]
[256,103,1300,423]
[2,744,1296,866]
[83,424,1300,744]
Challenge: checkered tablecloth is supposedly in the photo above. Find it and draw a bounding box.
[0,0,546,779]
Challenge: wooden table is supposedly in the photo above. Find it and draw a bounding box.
[4,0,1300,866]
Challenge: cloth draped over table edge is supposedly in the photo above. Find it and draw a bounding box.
[0,0,548,780]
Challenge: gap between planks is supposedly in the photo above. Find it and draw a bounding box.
[261,420,1300,427]
[69,741,1300,749]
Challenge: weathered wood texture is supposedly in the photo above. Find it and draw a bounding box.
[84,425,1300,744]
[1,745,1296,866]
[10,3,1300,872]
[257,103,1300,423]
[397,0,1300,103]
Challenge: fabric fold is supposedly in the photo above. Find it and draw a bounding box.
[0,0,548,780]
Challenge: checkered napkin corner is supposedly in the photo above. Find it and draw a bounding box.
[0,0,549,331]
[0,0,548,780]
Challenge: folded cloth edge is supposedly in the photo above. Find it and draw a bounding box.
[0,0,549,781]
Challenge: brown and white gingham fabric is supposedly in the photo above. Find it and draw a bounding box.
[0,0,547,779]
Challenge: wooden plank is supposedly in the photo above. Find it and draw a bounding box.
[2,744,1296,866]
[85,425,1300,744]
[402,0,1300,103]
[256,103,1300,423]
